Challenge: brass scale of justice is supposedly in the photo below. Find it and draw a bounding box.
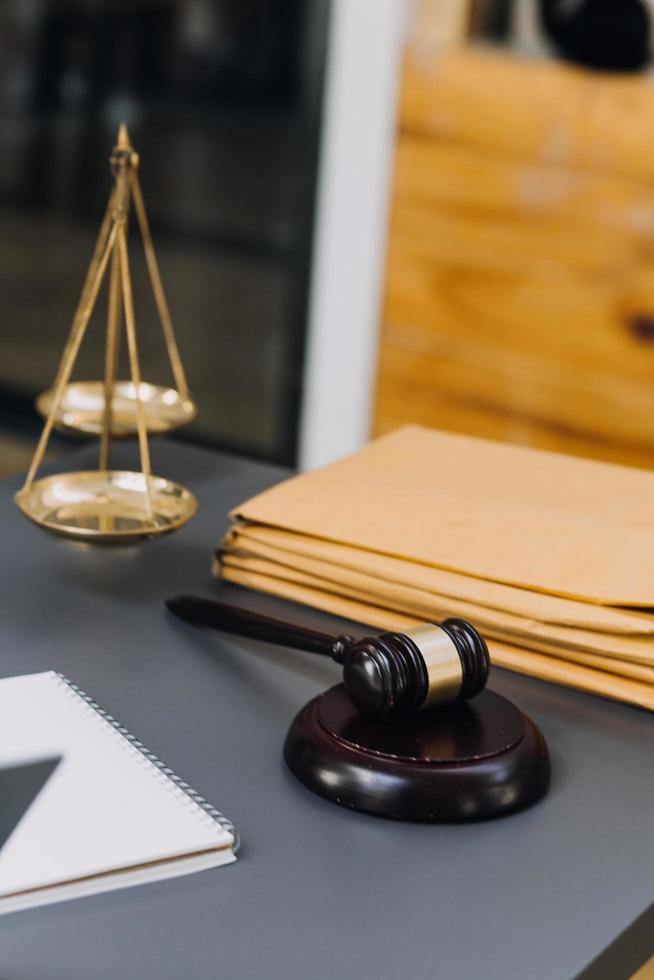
[15,126,197,541]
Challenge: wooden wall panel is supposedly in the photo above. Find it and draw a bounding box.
[375,47,654,468]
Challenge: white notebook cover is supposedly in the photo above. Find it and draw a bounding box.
[0,672,236,914]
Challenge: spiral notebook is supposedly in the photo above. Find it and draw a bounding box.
[0,671,236,914]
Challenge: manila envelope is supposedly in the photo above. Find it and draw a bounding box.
[219,564,654,711]
[223,524,654,636]
[231,426,654,606]
[219,549,654,667]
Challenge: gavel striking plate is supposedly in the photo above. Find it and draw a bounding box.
[166,595,551,822]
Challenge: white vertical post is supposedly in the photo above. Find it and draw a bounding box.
[297,0,407,471]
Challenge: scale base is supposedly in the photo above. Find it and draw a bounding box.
[15,470,197,542]
[36,381,197,437]
[284,684,550,822]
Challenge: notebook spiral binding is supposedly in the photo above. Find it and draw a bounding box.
[53,673,239,853]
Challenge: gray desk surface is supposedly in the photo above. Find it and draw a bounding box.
[0,440,652,980]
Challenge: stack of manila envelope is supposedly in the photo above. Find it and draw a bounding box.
[217,427,654,711]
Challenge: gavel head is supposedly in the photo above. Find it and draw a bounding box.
[337,619,490,720]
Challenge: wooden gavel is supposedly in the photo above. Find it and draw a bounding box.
[166,596,490,720]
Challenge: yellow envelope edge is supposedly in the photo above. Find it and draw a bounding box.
[219,564,654,713]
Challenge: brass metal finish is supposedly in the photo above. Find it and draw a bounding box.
[36,382,196,438]
[24,222,118,491]
[99,246,122,464]
[35,126,195,438]
[404,624,463,706]
[15,471,196,542]
[18,126,197,542]
[131,172,189,399]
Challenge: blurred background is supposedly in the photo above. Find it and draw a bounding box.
[3,0,654,477]
[0,0,327,472]
[375,0,654,473]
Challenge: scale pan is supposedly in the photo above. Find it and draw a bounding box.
[15,470,197,542]
[36,381,197,437]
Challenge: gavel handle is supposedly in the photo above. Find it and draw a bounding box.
[165,595,349,659]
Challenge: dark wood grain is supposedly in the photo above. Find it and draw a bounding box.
[165,595,345,657]
[284,684,550,822]
[166,597,489,719]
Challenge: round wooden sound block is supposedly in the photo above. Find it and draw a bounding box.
[284,685,550,822]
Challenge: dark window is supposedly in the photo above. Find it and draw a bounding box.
[0,0,328,472]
